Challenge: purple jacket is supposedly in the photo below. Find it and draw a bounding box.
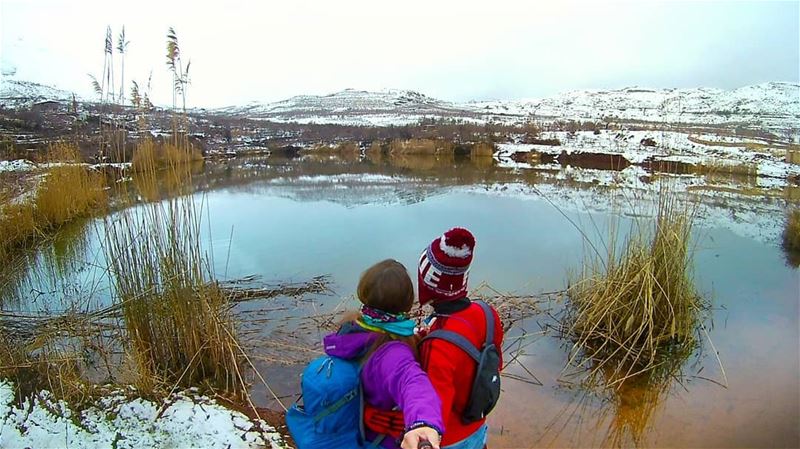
[323,327,444,448]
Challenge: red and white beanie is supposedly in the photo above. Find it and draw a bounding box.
[418,227,475,304]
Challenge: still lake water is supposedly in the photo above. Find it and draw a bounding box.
[5,155,799,447]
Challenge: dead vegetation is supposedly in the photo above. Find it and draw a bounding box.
[131,138,203,172]
[563,192,706,388]
[0,143,106,264]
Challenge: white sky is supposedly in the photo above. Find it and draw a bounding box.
[1,0,798,108]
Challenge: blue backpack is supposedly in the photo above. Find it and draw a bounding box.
[286,356,363,449]
[286,355,387,449]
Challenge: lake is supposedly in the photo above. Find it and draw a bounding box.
[4,154,798,448]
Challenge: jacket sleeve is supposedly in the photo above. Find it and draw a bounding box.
[369,341,445,433]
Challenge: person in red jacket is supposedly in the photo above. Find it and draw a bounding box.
[417,227,503,449]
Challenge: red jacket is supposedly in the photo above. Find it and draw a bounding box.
[419,299,504,446]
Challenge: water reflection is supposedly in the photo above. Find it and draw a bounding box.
[536,371,677,448]
[0,217,96,311]
[1,151,797,448]
[603,372,673,448]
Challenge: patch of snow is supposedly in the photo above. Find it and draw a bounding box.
[494,156,533,170]
[0,380,287,449]
[0,159,37,172]
[495,143,536,156]
[90,162,132,170]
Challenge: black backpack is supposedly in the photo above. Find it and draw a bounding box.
[422,300,501,424]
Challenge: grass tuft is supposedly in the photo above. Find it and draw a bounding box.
[0,143,105,264]
[104,145,243,397]
[35,144,106,229]
[564,193,703,387]
[131,139,203,173]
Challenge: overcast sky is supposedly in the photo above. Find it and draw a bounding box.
[1,0,798,108]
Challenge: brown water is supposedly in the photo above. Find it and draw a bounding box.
[5,154,799,448]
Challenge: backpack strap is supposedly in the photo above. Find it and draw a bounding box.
[422,330,481,362]
[423,300,495,359]
[313,386,359,423]
[473,300,494,348]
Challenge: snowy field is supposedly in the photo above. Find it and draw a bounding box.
[0,381,287,449]
[497,129,800,185]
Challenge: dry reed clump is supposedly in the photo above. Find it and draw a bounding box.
[470,142,495,158]
[565,194,702,387]
[0,144,105,262]
[305,142,361,163]
[787,146,800,165]
[693,159,758,180]
[131,139,203,173]
[388,152,455,171]
[781,209,800,267]
[387,138,454,155]
[0,203,37,262]
[36,144,106,229]
[104,156,244,397]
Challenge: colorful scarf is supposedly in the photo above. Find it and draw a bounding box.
[357,305,416,337]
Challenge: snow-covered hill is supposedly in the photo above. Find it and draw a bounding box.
[2,76,798,136]
[214,88,473,126]
[466,82,799,135]
[0,79,80,108]
[214,83,799,135]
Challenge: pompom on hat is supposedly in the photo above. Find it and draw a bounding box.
[418,227,476,304]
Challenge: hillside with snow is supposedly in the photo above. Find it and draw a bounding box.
[466,82,799,136]
[213,88,473,126]
[0,79,80,108]
[2,77,798,136]
[212,82,799,135]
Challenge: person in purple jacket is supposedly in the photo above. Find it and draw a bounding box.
[323,259,443,449]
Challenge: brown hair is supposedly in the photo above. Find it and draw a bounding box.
[354,259,420,359]
[357,259,415,314]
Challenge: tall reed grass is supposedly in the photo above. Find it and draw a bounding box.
[0,143,105,264]
[565,193,702,387]
[387,138,454,155]
[104,143,243,396]
[131,139,203,173]
[36,144,107,228]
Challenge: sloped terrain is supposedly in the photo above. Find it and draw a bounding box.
[0,79,80,108]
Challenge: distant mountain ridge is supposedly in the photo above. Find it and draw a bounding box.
[466,82,799,130]
[213,82,799,134]
[2,78,798,134]
[212,88,468,125]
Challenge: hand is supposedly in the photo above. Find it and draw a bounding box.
[401,426,441,449]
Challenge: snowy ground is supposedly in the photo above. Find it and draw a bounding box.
[0,159,36,172]
[0,380,288,449]
[497,129,800,186]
